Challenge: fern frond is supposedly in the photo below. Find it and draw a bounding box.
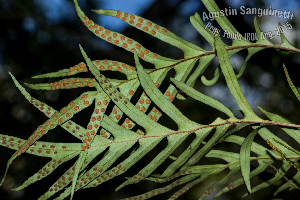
[2,0,300,199]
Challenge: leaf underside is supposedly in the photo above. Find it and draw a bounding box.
[1,0,300,199]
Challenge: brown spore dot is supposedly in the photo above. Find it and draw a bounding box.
[136,23,141,27]
[151,30,156,35]
[139,99,144,104]
[116,115,120,120]
[127,39,133,44]
[138,53,144,57]
[143,27,149,31]
[162,28,167,33]
[81,94,88,99]
[74,106,79,112]
[165,91,171,96]
[129,90,134,95]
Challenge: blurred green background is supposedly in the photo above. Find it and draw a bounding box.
[0,0,300,199]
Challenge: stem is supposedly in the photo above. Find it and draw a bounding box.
[96,119,300,146]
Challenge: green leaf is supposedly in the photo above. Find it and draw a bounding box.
[258,106,300,144]
[243,162,292,197]
[170,78,234,118]
[199,166,240,200]
[214,36,257,119]
[201,64,221,85]
[283,64,300,101]
[91,9,205,56]
[240,127,261,194]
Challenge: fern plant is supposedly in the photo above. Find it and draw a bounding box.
[1,0,300,199]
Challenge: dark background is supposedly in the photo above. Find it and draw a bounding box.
[0,0,300,199]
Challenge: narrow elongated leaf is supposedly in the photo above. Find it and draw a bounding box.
[283,64,300,101]
[240,127,260,194]
[215,36,257,119]
[171,78,234,118]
